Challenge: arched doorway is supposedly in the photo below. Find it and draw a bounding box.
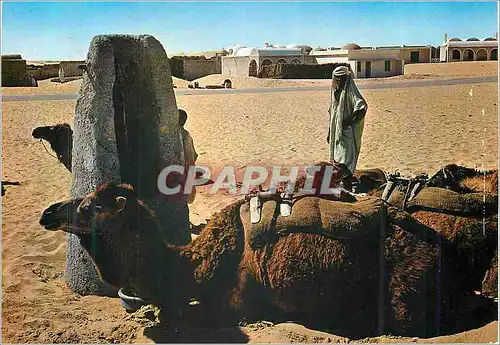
[261,59,273,67]
[276,59,287,65]
[248,59,257,77]
[476,49,488,61]
[291,59,301,65]
[490,49,498,61]
[463,49,474,61]
[451,49,461,61]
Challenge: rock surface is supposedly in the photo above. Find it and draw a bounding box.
[67,34,189,296]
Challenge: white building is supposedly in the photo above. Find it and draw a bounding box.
[440,34,498,62]
[310,43,404,78]
[222,45,313,77]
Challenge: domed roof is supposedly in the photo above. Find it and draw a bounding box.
[484,37,497,41]
[447,37,462,43]
[230,45,246,55]
[235,47,258,56]
[466,37,480,41]
[342,42,361,50]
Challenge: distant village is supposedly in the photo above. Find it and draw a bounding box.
[2,33,498,87]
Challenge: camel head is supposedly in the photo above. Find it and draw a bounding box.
[39,183,147,288]
[426,164,499,195]
[32,123,73,141]
[32,123,73,172]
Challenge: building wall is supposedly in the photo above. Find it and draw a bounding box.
[440,48,448,62]
[2,57,29,86]
[440,42,498,62]
[304,55,317,64]
[400,47,431,63]
[222,55,305,76]
[222,56,252,76]
[257,55,304,65]
[27,64,59,80]
[355,60,403,78]
[59,61,85,78]
[349,49,401,61]
[182,57,221,81]
[313,55,350,65]
[445,46,497,61]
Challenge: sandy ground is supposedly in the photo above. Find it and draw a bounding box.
[172,76,191,89]
[405,61,498,78]
[2,62,498,343]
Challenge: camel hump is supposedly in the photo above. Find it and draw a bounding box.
[407,187,498,217]
[240,196,387,250]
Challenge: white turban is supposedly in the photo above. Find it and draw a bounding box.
[332,66,351,77]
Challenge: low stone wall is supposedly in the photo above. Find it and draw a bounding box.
[2,56,30,86]
[169,56,222,81]
[258,62,352,79]
[27,64,59,80]
[59,61,85,78]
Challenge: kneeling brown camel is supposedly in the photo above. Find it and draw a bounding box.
[32,123,73,172]
[40,183,477,338]
[372,165,498,297]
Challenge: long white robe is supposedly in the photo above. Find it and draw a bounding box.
[328,76,367,173]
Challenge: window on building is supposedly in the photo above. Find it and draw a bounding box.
[410,51,420,63]
[384,61,391,71]
[356,61,361,73]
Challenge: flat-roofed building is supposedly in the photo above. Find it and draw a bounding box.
[310,43,404,78]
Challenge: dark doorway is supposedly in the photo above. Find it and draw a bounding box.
[463,49,474,61]
[410,51,420,63]
[491,49,498,61]
[451,49,461,61]
[365,61,371,78]
[476,49,488,61]
[249,60,257,77]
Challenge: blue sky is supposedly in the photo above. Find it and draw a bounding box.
[1,1,498,60]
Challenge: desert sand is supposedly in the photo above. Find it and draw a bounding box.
[1,62,498,343]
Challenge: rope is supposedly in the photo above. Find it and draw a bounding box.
[39,140,59,160]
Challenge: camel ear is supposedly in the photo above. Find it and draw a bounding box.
[115,196,127,212]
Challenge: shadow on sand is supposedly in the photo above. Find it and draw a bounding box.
[143,325,249,343]
[439,294,498,337]
[142,294,497,342]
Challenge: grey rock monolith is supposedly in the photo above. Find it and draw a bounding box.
[67,34,190,296]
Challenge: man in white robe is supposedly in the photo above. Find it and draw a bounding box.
[179,109,198,203]
[327,66,368,174]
